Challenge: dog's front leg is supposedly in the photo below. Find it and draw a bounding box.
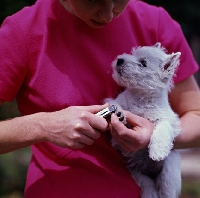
[148,120,176,161]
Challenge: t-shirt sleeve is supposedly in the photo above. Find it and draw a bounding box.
[0,16,28,102]
[157,7,199,83]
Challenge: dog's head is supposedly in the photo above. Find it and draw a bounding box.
[112,43,181,92]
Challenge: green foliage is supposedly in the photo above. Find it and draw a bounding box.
[181,179,200,198]
[0,101,29,197]
[0,148,31,196]
[144,0,200,35]
[0,0,36,24]
[0,101,21,120]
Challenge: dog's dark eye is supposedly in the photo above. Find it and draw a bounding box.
[139,59,147,67]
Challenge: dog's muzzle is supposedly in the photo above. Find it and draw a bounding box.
[116,58,124,76]
[117,58,124,66]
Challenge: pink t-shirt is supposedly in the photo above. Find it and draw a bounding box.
[0,0,198,197]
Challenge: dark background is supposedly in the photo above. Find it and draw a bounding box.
[0,0,200,197]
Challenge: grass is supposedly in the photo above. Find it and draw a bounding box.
[181,178,200,198]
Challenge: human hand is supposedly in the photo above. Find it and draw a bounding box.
[110,111,154,152]
[40,104,109,149]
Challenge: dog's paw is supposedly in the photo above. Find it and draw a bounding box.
[113,105,127,125]
[104,99,126,124]
[148,143,171,161]
[115,109,126,124]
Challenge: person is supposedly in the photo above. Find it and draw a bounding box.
[0,0,200,197]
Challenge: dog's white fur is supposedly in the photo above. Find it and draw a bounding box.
[107,43,182,198]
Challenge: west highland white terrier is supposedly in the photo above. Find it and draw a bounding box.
[107,43,182,198]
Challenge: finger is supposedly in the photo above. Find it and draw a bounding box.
[110,113,141,142]
[111,132,132,152]
[124,110,149,127]
[74,120,101,140]
[111,125,141,152]
[83,128,101,140]
[78,103,109,114]
[112,137,132,152]
[110,121,135,152]
[77,104,109,131]
[90,115,108,131]
[125,111,154,137]
[73,142,85,149]
[110,113,132,137]
[66,140,85,149]
[68,130,96,147]
[79,134,95,145]
[118,142,132,152]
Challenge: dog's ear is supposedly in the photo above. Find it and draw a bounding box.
[163,52,181,72]
[161,52,181,82]
[154,42,161,48]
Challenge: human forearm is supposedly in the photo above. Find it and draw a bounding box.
[0,112,45,154]
[0,105,108,154]
[168,75,200,149]
[174,111,200,149]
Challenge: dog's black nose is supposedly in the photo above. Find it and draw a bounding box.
[117,58,124,66]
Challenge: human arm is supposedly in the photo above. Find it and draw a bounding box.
[109,75,200,151]
[169,75,200,148]
[0,103,109,154]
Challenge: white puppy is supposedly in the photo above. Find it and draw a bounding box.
[107,43,182,198]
